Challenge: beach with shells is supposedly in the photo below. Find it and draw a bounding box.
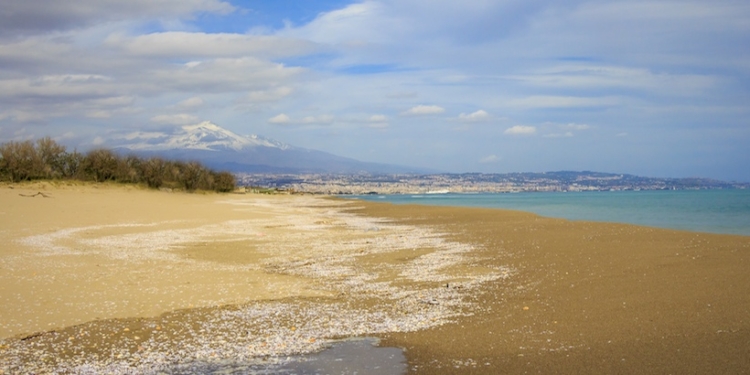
[2,183,750,374]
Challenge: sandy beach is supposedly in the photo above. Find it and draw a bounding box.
[1,183,749,374]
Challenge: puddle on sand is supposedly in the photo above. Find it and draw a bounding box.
[168,337,407,375]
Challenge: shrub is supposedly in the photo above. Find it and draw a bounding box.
[0,138,237,192]
[213,171,236,192]
[177,161,206,192]
[36,137,66,179]
[0,140,39,182]
[60,150,84,179]
[82,149,119,182]
[140,158,166,188]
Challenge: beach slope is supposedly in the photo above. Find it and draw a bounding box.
[1,183,749,374]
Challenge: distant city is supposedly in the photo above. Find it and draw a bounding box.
[237,171,749,195]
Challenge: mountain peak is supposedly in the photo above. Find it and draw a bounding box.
[175,121,252,151]
[182,121,225,133]
[109,121,429,174]
[114,121,289,152]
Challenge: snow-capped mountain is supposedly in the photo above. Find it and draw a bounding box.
[111,121,429,174]
[115,121,289,152]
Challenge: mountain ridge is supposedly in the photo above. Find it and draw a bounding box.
[110,121,433,174]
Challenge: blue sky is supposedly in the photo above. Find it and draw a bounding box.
[1,0,749,181]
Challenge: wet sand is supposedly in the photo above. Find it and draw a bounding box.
[1,182,749,373]
[357,203,750,374]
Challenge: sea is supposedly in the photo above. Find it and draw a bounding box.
[350,189,750,237]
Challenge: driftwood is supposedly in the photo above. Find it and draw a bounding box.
[19,192,51,198]
[20,331,52,341]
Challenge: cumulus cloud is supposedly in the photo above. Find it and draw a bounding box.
[1,0,748,180]
[480,154,500,163]
[561,123,591,131]
[504,125,536,135]
[367,114,389,128]
[458,110,490,122]
[178,97,204,109]
[402,105,445,116]
[151,114,199,125]
[268,113,291,124]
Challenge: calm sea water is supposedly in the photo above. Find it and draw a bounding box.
[351,189,750,236]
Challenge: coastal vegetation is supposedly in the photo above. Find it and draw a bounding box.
[0,138,235,192]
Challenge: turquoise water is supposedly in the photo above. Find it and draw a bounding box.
[351,189,750,236]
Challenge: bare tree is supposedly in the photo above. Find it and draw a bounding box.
[177,161,206,191]
[0,141,39,182]
[83,149,119,182]
[36,137,67,178]
[213,171,236,192]
[0,138,236,191]
[140,157,166,188]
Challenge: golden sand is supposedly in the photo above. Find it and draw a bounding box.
[0,182,332,339]
[1,182,749,373]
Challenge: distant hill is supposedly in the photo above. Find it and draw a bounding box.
[110,121,433,174]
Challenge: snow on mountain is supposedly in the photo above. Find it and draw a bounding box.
[115,121,289,152]
[110,121,431,174]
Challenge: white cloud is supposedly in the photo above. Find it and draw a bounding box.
[458,110,490,122]
[480,154,500,163]
[119,131,168,141]
[285,1,392,45]
[151,113,199,125]
[268,113,291,124]
[0,0,748,180]
[402,105,445,116]
[541,122,591,137]
[106,32,317,59]
[178,97,204,109]
[561,123,591,131]
[504,125,537,135]
[148,57,304,94]
[369,114,388,122]
[367,114,389,128]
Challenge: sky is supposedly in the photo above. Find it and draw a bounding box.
[1,0,749,181]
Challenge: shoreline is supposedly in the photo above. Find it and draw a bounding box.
[351,202,750,374]
[347,190,750,237]
[2,183,749,373]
